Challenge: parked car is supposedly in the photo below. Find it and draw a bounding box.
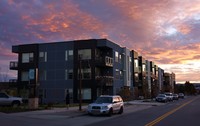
[173,94,179,100]
[0,92,23,107]
[87,95,124,116]
[178,93,185,98]
[156,94,168,102]
[165,92,173,101]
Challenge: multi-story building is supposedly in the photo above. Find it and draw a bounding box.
[131,50,139,98]
[10,38,176,103]
[138,56,148,98]
[158,67,164,93]
[154,65,159,96]
[10,39,135,103]
[163,72,176,93]
[146,60,151,98]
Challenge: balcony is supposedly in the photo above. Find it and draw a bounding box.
[96,56,113,67]
[95,76,114,86]
[10,61,18,70]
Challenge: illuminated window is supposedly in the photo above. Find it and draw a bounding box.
[120,70,123,79]
[142,64,146,72]
[134,59,138,68]
[119,54,122,63]
[115,51,119,62]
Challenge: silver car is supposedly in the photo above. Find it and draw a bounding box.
[87,95,124,116]
[0,92,23,107]
[165,92,173,101]
[156,94,168,102]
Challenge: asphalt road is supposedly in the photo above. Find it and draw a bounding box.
[1,96,199,126]
[86,95,200,126]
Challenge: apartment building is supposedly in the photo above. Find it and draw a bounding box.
[10,39,134,103]
[164,72,176,93]
[10,39,175,103]
[158,68,164,93]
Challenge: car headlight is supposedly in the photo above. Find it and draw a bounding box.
[87,105,92,110]
[102,106,108,109]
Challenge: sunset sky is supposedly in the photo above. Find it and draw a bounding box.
[1,0,200,83]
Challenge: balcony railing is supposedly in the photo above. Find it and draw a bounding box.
[10,61,18,70]
[95,76,114,86]
[96,56,113,67]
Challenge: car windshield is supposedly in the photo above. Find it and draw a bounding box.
[165,93,172,96]
[158,94,165,97]
[95,97,112,104]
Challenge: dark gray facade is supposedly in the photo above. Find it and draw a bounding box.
[10,39,175,103]
[11,39,134,103]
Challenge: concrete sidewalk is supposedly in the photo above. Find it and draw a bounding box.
[9,105,88,118]
[9,99,164,118]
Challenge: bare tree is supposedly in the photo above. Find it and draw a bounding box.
[0,67,9,82]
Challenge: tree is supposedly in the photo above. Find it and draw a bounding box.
[185,81,196,95]
[178,85,185,93]
[118,86,133,101]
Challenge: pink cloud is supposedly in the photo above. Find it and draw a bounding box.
[1,0,200,83]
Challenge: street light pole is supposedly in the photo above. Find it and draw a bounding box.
[79,55,82,111]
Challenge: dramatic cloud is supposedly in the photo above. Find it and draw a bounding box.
[1,0,200,83]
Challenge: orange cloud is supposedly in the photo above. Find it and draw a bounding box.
[141,42,200,64]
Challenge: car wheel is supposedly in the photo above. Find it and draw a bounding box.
[12,101,20,107]
[118,107,123,114]
[108,108,113,116]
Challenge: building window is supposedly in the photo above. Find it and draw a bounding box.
[68,69,73,79]
[82,88,91,100]
[129,57,132,62]
[115,51,118,62]
[39,52,47,62]
[65,69,68,80]
[65,50,73,61]
[22,53,34,63]
[142,64,146,72]
[82,68,91,79]
[21,71,29,81]
[120,70,123,79]
[40,70,47,80]
[134,59,138,68]
[78,68,91,80]
[78,49,91,60]
[115,69,119,79]
[69,50,73,60]
[135,73,139,82]
[77,88,91,100]
[119,54,122,63]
